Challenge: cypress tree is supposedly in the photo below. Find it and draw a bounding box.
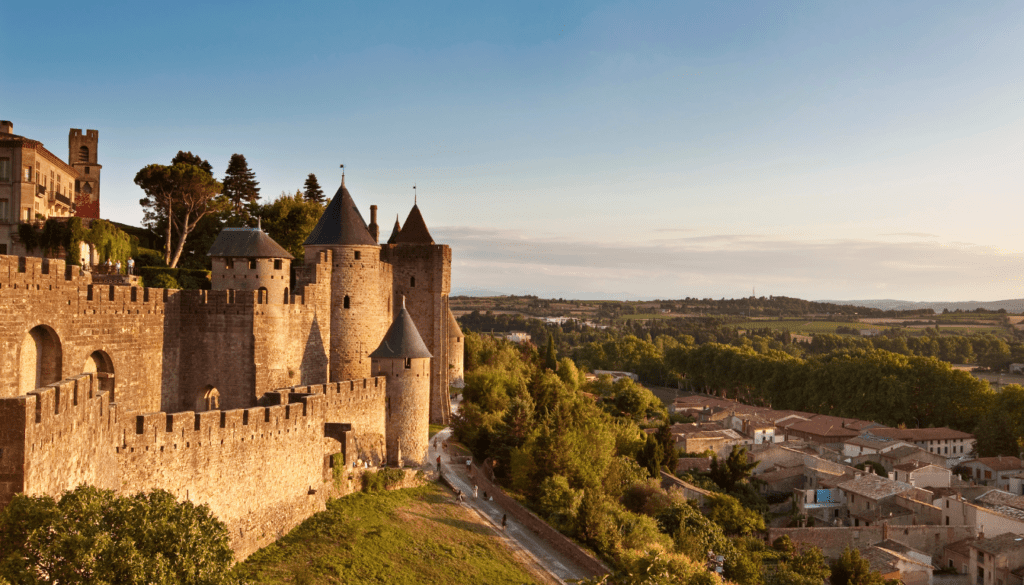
[222,154,261,217]
[303,173,325,204]
[544,333,558,371]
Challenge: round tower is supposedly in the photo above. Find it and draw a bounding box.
[370,296,432,467]
[304,176,392,382]
[209,226,294,303]
[447,308,464,389]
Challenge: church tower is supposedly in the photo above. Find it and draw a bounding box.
[303,176,392,382]
[68,128,101,219]
[371,296,432,467]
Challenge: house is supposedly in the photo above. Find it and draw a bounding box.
[941,536,977,576]
[969,532,1024,585]
[880,445,948,472]
[837,474,916,527]
[860,541,934,585]
[842,435,914,458]
[892,461,952,489]
[941,490,1024,537]
[754,465,806,495]
[677,429,751,458]
[870,427,976,462]
[964,457,1024,491]
[778,415,866,449]
[723,413,778,445]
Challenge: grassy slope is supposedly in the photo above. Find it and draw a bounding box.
[233,484,543,585]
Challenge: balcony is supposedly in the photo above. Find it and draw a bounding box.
[36,184,46,196]
[55,193,72,207]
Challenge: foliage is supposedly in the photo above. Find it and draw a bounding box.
[709,446,757,493]
[854,461,887,477]
[302,173,325,204]
[829,547,895,585]
[83,219,137,267]
[255,191,325,262]
[705,494,765,536]
[0,486,234,585]
[138,267,211,290]
[361,468,406,493]
[221,154,261,223]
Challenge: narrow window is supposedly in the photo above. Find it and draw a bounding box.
[225,259,233,270]
[75,180,80,192]
[410,276,416,287]
[85,166,90,174]
[79,145,89,162]
[404,358,412,369]
[274,259,282,270]
[23,166,31,181]
[0,158,10,182]
[344,295,350,309]
[248,258,257,269]
[0,199,7,222]
[354,251,361,260]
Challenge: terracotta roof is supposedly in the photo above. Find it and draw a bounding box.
[943,537,978,557]
[369,299,432,359]
[386,215,401,244]
[208,228,294,259]
[972,533,1024,556]
[893,461,946,473]
[303,179,377,247]
[844,436,896,450]
[783,416,861,439]
[871,427,975,442]
[447,309,463,339]
[881,445,934,462]
[974,490,1024,520]
[837,475,914,500]
[392,204,434,244]
[967,456,1024,472]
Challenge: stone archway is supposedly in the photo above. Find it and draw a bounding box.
[196,385,220,412]
[83,350,116,401]
[19,325,62,395]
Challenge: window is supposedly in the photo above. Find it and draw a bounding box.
[79,145,89,162]
[274,259,282,270]
[404,358,412,369]
[410,276,416,287]
[0,199,7,222]
[0,244,6,254]
[85,166,90,174]
[23,207,31,221]
[225,259,234,270]
[0,158,10,181]
[354,251,361,260]
[978,551,984,563]
[75,180,80,192]
[343,295,350,309]
[248,258,257,269]
[23,166,31,181]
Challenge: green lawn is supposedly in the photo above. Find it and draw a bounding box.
[233,484,542,585]
[428,424,446,439]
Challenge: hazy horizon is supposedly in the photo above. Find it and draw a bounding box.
[4,1,1022,301]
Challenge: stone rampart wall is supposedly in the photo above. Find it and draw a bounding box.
[280,378,387,465]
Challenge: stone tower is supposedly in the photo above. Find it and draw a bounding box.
[383,204,452,424]
[370,296,432,467]
[208,227,294,304]
[303,177,392,382]
[447,308,465,389]
[68,128,101,219]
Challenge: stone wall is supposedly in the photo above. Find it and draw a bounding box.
[373,356,430,466]
[769,525,976,558]
[280,378,388,466]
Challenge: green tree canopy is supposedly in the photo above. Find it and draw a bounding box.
[221,154,261,223]
[303,173,325,204]
[136,161,224,268]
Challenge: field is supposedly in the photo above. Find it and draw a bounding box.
[233,484,544,585]
[732,320,866,335]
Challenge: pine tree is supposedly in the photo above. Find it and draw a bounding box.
[222,154,261,220]
[303,173,325,204]
[544,334,558,371]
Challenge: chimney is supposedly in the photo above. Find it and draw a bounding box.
[0,121,11,134]
[368,205,379,243]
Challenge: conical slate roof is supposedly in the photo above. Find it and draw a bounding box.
[386,215,402,244]
[370,299,433,359]
[208,228,294,259]
[392,204,434,245]
[447,308,463,339]
[303,179,377,247]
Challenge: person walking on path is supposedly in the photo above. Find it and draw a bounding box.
[436,455,441,472]
[501,514,507,531]
[473,485,478,498]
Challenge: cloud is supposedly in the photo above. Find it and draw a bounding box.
[434,226,1024,301]
[879,232,940,238]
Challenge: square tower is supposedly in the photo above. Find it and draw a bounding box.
[68,128,101,219]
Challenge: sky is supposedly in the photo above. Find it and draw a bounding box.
[2,1,1022,301]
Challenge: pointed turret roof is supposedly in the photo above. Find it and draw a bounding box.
[386,215,402,244]
[303,177,377,247]
[392,204,434,245]
[447,308,463,339]
[370,298,433,359]
[209,227,294,259]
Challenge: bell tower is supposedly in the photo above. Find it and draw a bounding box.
[68,128,101,218]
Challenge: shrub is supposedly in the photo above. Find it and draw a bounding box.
[139,267,210,290]
[362,468,406,493]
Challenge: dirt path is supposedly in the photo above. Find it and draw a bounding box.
[425,427,593,585]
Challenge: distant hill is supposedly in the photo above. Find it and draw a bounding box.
[820,298,1024,313]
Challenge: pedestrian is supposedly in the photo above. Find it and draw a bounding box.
[473,485,478,498]
[482,491,488,500]
[501,514,507,530]
[104,258,112,273]
[115,260,122,274]
[127,257,134,275]
[436,455,441,472]
[433,438,437,449]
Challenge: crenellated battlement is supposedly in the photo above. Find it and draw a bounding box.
[0,255,90,288]
[22,373,112,426]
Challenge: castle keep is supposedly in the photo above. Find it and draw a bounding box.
[0,178,463,558]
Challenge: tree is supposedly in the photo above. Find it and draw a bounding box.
[545,333,558,371]
[830,547,893,585]
[136,162,224,267]
[0,486,235,585]
[706,493,765,535]
[653,422,678,470]
[709,446,757,492]
[637,434,664,478]
[222,154,261,223]
[303,173,325,204]
[172,151,214,176]
[255,190,325,262]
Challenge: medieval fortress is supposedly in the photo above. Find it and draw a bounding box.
[0,145,466,558]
